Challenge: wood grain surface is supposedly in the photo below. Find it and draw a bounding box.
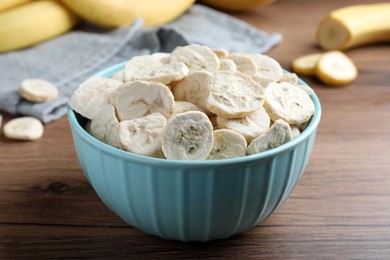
[1,0,390,258]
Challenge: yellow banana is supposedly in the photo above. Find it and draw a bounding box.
[0,0,80,53]
[61,0,195,28]
[0,0,33,12]
[317,3,390,50]
[200,0,274,11]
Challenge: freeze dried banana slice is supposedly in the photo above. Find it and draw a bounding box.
[3,117,44,141]
[162,111,213,160]
[253,54,284,81]
[207,129,247,160]
[111,80,174,121]
[216,108,270,143]
[212,48,229,58]
[182,70,213,113]
[279,72,298,85]
[206,71,265,118]
[19,79,59,103]
[69,77,122,119]
[151,52,170,64]
[291,125,301,139]
[251,75,275,88]
[111,70,124,81]
[228,53,257,76]
[264,82,315,124]
[90,104,119,148]
[133,62,189,85]
[123,55,163,82]
[171,101,205,116]
[170,44,220,73]
[219,59,237,71]
[247,119,292,155]
[119,113,166,157]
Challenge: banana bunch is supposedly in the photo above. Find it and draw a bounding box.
[200,0,274,11]
[0,0,195,53]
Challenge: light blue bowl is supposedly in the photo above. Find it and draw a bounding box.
[67,62,321,242]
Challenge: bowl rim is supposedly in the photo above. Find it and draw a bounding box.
[67,61,321,168]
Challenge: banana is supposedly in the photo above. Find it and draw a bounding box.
[3,117,44,141]
[90,104,120,148]
[130,62,189,85]
[19,79,59,103]
[61,0,195,28]
[291,53,322,76]
[110,80,174,121]
[253,54,284,82]
[119,113,167,158]
[227,53,257,76]
[206,71,265,118]
[0,0,80,53]
[211,48,229,59]
[219,59,237,72]
[162,111,213,160]
[123,55,163,82]
[317,3,390,50]
[200,0,274,11]
[247,119,292,155]
[69,77,122,120]
[264,82,314,124]
[207,129,247,160]
[0,0,32,12]
[315,51,357,86]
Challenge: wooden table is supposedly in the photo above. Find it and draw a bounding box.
[1,0,390,258]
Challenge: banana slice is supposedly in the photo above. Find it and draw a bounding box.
[151,52,170,64]
[3,117,44,141]
[219,59,237,71]
[212,48,229,58]
[182,70,213,113]
[251,75,275,88]
[162,111,213,160]
[123,55,163,82]
[252,54,284,81]
[170,44,220,73]
[216,108,270,143]
[68,77,122,119]
[206,71,265,118]
[315,51,358,85]
[264,82,315,124]
[111,80,174,121]
[111,70,124,81]
[207,129,247,160]
[279,72,298,85]
[90,104,119,148]
[247,119,292,155]
[119,113,166,157]
[227,53,257,76]
[19,79,59,103]
[131,62,189,85]
[291,53,322,76]
[291,125,301,139]
[171,101,205,116]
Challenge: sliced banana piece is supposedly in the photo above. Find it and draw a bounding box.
[217,108,270,143]
[247,119,292,155]
[291,125,301,139]
[227,53,257,76]
[170,44,220,73]
[182,70,213,113]
[111,80,174,121]
[68,77,122,119]
[279,72,298,85]
[207,129,247,160]
[219,59,237,71]
[315,51,357,85]
[264,82,315,124]
[253,54,284,81]
[119,113,166,157]
[111,70,124,81]
[251,75,275,88]
[162,111,213,160]
[206,71,265,118]
[3,117,44,141]
[90,104,119,148]
[19,79,59,103]
[132,62,189,85]
[123,55,163,82]
[171,101,205,116]
[291,53,322,76]
[211,48,229,58]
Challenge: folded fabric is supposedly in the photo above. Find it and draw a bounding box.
[0,4,282,123]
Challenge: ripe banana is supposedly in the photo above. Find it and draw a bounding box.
[0,0,32,12]
[317,3,390,50]
[0,0,80,53]
[200,0,274,11]
[61,0,195,28]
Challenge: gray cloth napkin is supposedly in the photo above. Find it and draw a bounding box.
[0,4,282,123]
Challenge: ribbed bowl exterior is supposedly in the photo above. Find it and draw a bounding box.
[67,62,321,242]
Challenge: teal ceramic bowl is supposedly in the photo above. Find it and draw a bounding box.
[67,62,321,242]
